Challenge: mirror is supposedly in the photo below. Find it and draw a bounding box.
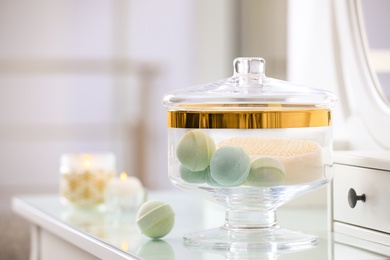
[360,0,390,103]
[333,0,390,149]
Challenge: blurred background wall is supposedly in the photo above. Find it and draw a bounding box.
[0,0,288,200]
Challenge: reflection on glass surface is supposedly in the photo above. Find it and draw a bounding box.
[137,240,175,259]
[360,0,390,102]
[103,211,142,252]
[60,206,106,236]
[182,244,320,260]
[58,201,143,252]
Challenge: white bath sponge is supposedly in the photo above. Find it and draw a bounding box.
[218,137,323,185]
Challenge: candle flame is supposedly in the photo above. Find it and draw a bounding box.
[120,242,129,251]
[120,172,128,180]
[83,160,91,170]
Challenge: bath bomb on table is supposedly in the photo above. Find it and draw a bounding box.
[179,164,208,184]
[218,137,323,185]
[136,200,175,239]
[245,156,286,187]
[210,146,250,187]
[176,130,216,171]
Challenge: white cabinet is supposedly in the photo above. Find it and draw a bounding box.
[330,151,390,255]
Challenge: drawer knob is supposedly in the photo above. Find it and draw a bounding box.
[348,188,366,208]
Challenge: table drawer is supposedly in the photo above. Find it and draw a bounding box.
[333,164,390,234]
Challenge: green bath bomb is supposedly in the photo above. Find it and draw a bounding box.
[179,164,208,184]
[136,200,175,239]
[176,130,216,171]
[205,171,221,187]
[245,157,286,187]
[210,146,250,187]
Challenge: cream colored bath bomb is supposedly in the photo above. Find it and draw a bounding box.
[176,130,216,171]
[210,146,250,187]
[136,200,175,239]
[218,137,323,185]
[245,156,286,187]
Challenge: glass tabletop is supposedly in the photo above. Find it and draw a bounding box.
[14,191,387,260]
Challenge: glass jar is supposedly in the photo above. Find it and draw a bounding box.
[59,153,116,207]
[163,57,337,251]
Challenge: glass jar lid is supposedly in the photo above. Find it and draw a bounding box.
[163,57,337,129]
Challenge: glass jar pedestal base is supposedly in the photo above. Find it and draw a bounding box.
[183,208,317,251]
[184,225,317,251]
[173,180,329,255]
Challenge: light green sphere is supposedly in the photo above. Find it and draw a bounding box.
[136,200,175,239]
[176,130,216,171]
[210,146,250,187]
[245,156,286,187]
[179,164,208,184]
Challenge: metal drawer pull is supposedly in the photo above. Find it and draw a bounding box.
[348,188,366,208]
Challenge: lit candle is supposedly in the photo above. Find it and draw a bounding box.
[105,172,145,211]
[59,153,116,207]
[83,158,91,171]
[121,242,129,251]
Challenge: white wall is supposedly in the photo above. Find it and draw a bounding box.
[0,0,150,206]
[0,0,240,199]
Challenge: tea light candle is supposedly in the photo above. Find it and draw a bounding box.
[59,153,116,207]
[105,172,145,211]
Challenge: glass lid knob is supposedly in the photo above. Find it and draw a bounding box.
[233,57,266,76]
